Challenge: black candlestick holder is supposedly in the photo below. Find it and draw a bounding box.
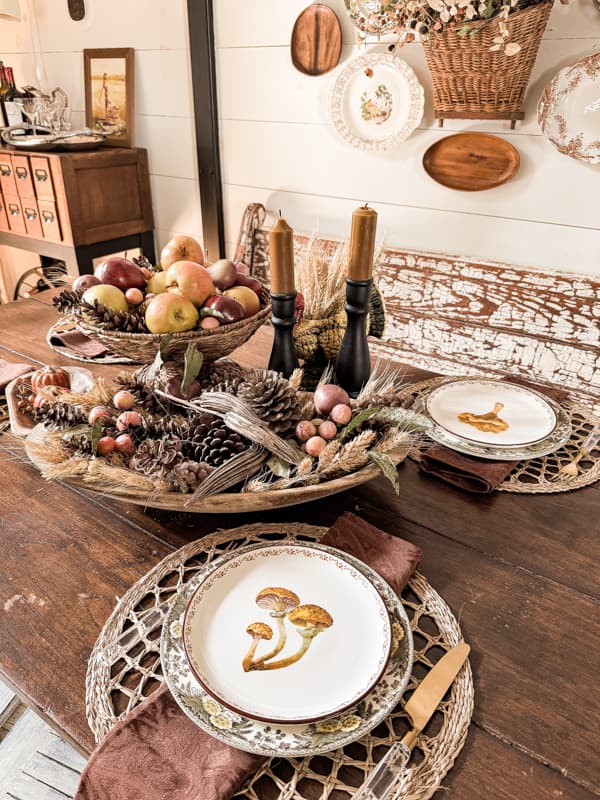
[268,290,299,378]
[335,278,372,397]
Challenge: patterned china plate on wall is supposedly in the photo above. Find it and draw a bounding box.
[538,52,600,164]
[344,0,402,35]
[330,52,424,151]
[162,541,413,757]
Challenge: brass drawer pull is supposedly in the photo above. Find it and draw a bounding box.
[42,210,55,224]
[0,165,12,177]
[34,169,49,182]
[25,209,38,221]
[8,204,20,216]
[16,167,29,180]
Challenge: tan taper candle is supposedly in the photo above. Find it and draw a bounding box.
[348,204,377,281]
[269,216,295,294]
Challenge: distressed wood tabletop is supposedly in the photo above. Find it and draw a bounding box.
[0,291,598,800]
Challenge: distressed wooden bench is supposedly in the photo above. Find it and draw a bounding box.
[235,203,600,413]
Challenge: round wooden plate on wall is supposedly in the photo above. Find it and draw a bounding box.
[423,133,520,191]
[291,4,343,76]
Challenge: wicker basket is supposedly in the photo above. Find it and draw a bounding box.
[75,288,271,364]
[422,0,552,126]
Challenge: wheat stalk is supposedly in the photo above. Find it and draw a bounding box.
[317,439,341,469]
[60,378,113,411]
[321,430,376,478]
[295,237,349,320]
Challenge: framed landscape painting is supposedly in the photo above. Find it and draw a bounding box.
[84,48,134,147]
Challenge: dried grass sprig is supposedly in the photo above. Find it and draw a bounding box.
[321,430,377,477]
[60,378,113,412]
[355,361,408,408]
[82,460,156,495]
[295,237,349,320]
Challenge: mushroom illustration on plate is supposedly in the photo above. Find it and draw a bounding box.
[252,587,300,666]
[242,622,273,672]
[246,603,334,672]
[458,402,509,434]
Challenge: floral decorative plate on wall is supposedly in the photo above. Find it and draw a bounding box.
[344,0,402,35]
[538,52,600,164]
[330,52,424,151]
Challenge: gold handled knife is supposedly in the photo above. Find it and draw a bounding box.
[353,643,471,800]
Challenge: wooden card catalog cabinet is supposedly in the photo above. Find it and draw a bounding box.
[0,147,153,251]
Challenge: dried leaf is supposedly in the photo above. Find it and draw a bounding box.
[339,408,381,442]
[266,455,291,478]
[368,451,400,495]
[182,343,204,395]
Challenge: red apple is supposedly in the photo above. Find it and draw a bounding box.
[166,261,214,307]
[207,259,237,290]
[235,261,250,276]
[95,257,146,291]
[202,295,245,324]
[73,274,101,293]
[160,236,204,269]
[145,292,199,334]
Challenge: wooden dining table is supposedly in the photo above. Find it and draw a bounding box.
[0,291,598,800]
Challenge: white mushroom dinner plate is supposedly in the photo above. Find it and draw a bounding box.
[330,52,424,151]
[182,543,392,724]
[425,379,557,447]
[538,52,600,164]
[162,540,412,757]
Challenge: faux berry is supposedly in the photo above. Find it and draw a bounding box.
[305,436,326,457]
[113,390,136,410]
[115,433,136,454]
[330,404,353,425]
[97,437,116,456]
[116,411,142,431]
[88,406,110,426]
[296,420,317,442]
[319,421,337,441]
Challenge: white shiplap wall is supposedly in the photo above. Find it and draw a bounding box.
[214,0,600,276]
[0,0,202,262]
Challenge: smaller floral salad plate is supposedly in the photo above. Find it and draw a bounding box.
[161,541,413,757]
[330,52,424,151]
[182,543,391,724]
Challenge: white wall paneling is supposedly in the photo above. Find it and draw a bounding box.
[0,0,202,291]
[215,0,600,275]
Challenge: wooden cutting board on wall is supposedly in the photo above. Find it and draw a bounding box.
[291,4,342,76]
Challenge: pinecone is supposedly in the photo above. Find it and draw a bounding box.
[143,413,190,440]
[53,288,84,315]
[170,460,213,493]
[64,430,95,455]
[237,369,302,434]
[132,255,154,271]
[129,437,184,480]
[15,380,35,417]
[35,401,87,430]
[187,416,247,467]
[200,359,247,389]
[81,300,148,333]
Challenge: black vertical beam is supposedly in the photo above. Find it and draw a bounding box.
[187,0,225,260]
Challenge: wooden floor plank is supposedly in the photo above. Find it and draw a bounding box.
[0,711,56,794]
[21,751,81,798]
[4,772,72,800]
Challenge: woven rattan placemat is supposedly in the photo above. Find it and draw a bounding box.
[87,523,474,800]
[398,377,600,494]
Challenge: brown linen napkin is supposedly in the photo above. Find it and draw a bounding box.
[49,329,108,358]
[418,377,569,494]
[75,513,421,800]
[0,357,33,392]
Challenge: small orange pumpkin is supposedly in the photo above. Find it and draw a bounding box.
[31,365,71,393]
